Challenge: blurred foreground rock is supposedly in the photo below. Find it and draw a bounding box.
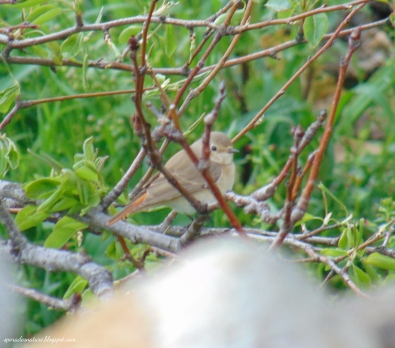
[14,237,395,348]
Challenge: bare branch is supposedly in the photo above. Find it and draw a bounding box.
[9,284,81,312]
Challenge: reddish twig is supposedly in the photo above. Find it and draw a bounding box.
[232,3,367,144]
[116,235,145,271]
[270,27,362,250]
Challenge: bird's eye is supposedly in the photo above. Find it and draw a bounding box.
[211,145,217,151]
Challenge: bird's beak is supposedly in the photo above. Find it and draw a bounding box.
[228,148,239,154]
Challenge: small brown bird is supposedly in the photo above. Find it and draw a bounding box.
[107,132,237,225]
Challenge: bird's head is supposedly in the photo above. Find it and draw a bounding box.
[209,132,238,165]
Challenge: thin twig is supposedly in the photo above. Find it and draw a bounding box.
[232,4,367,144]
[10,284,81,312]
[270,23,363,249]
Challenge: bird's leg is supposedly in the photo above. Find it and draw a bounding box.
[180,213,210,246]
[160,210,178,234]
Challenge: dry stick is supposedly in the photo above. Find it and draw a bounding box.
[319,270,336,291]
[277,126,305,251]
[251,109,327,203]
[0,81,154,130]
[287,126,304,203]
[83,208,181,252]
[0,96,21,130]
[0,23,38,32]
[0,18,387,77]
[22,89,146,106]
[0,17,219,49]
[0,89,156,131]
[298,221,343,241]
[179,214,211,246]
[140,0,157,82]
[177,0,254,116]
[182,1,235,70]
[100,72,168,210]
[0,0,364,48]
[203,17,388,75]
[0,201,114,299]
[10,284,81,312]
[232,3,367,144]
[232,0,369,34]
[292,240,368,298]
[182,0,234,71]
[319,229,390,290]
[116,235,145,271]
[101,149,146,210]
[228,230,368,296]
[172,0,246,111]
[270,27,362,251]
[291,150,316,201]
[332,229,391,264]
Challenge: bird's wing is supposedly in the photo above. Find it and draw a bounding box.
[141,145,222,207]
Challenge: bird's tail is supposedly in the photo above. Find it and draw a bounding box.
[106,193,147,226]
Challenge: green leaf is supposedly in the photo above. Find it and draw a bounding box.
[81,288,95,304]
[82,53,89,91]
[25,4,54,22]
[338,228,349,250]
[63,275,88,299]
[24,177,61,199]
[105,241,117,259]
[320,248,349,257]
[35,8,63,25]
[353,218,364,248]
[82,137,95,161]
[61,34,83,59]
[77,180,100,207]
[0,135,19,175]
[118,26,141,44]
[37,187,64,213]
[364,263,381,283]
[294,213,322,226]
[165,23,177,58]
[31,45,49,59]
[318,182,348,216]
[363,252,395,271]
[73,161,99,181]
[304,13,328,47]
[0,147,8,176]
[349,264,371,288]
[44,216,88,249]
[6,140,20,170]
[214,2,245,25]
[15,205,50,231]
[265,0,290,11]
[59,169,78,194]
[49,197,79,213]
[46,42,63,65]
[11,0,48,9]
[26,5,61,24]
[68,202,85,215]
[0,84,20,113]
